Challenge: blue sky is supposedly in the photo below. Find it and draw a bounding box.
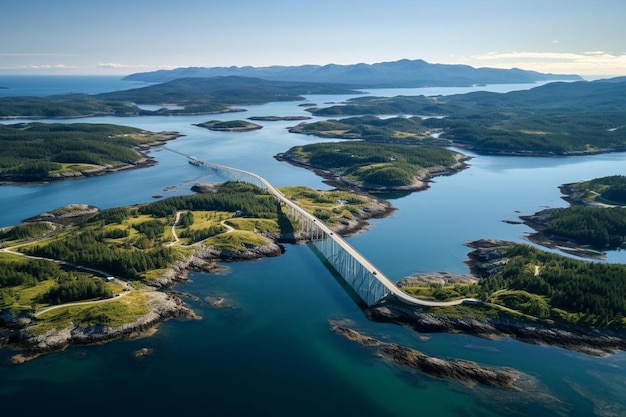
[1,0,625,77]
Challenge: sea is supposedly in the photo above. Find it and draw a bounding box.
[1,76,625,417]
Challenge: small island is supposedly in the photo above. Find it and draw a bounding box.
[195,120,263,132]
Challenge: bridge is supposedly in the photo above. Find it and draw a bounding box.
[167,147,479,308]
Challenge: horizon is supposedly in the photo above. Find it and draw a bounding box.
[2,1,625,78]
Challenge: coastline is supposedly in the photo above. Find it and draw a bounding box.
[275,152,471,193]
[375,239,626,357]
[0,189,391,363]
[0,131,181,185]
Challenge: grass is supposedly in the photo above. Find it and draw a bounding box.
[204,230,270,251]
[31,289,153,334]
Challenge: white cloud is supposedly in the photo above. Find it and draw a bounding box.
[468,51,626,76]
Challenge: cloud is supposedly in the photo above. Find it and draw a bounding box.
[97,62,146,69]
[468,51,626,76]
[0,64,77,70]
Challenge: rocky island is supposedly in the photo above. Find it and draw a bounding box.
[195,119,263,132]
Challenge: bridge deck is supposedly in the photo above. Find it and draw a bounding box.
[165,147,479,308]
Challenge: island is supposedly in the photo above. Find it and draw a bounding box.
[0,182,392,362]
[366,177,626,357]
[276,141,469,192]
[194,119,263,132]
[0,77,360,119]
[0,122,180,183]
[520,175,626,257]
[299,77,626,156]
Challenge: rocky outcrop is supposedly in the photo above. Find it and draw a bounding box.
[331,325,521,389]
[9,291,194,363]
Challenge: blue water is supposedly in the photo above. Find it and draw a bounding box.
[0,75,146,97]
[1,79,625,416]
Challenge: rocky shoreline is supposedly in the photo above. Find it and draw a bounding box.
[376,239,626,357]
[0,131,181,185]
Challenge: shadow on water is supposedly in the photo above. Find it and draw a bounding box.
[306,242,369,310]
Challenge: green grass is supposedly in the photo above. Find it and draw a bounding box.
[204,230,270,251]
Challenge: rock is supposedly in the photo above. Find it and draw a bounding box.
[330,323,521,390]
[131,347,153,359]
[331,326,380,346]
[380,343,519,389]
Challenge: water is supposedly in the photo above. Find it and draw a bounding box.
[0,75,147,97]
[1,79,625,416]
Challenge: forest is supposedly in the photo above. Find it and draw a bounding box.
[0,122,168,180]
[476,243,626,328]
[543,206,626,248]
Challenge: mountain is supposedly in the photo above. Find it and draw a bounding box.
[123,59,583,87]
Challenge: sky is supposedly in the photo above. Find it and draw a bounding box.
[1,0,625,78]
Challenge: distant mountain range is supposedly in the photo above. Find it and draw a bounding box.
[123,59,583,87]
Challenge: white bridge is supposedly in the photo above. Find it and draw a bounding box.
[171,148,479,308]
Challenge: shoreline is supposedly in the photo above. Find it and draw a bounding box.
[377,238,626,357]
[0,131,181,186]
[275,152,471,193]
[0,190,389,363]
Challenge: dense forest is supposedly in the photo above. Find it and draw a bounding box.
[0,122,168,180]
[542,206,626,248]
[282,142,461,187]
[476,243,626,327]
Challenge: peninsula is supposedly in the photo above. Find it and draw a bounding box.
[0,183,392,362]
[0,122,180,183]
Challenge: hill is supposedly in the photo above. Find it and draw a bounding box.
[123,59,583,87]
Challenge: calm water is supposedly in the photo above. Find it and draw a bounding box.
[1,79,625,416]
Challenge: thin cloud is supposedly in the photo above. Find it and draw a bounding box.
[0,64,77,70]
[468,51,626,76]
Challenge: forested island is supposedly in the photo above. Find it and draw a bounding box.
[297,77,626,156]
[276,141,469,191]
[0,122,179,183]
[195,119,262,132]
[0,182,391,361]
[0,77,359,119]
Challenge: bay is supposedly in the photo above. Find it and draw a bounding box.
[1,79,625,416]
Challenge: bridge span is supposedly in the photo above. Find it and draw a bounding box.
[167,148,479,308]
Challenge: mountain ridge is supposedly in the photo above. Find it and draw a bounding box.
[123,58,583,87]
